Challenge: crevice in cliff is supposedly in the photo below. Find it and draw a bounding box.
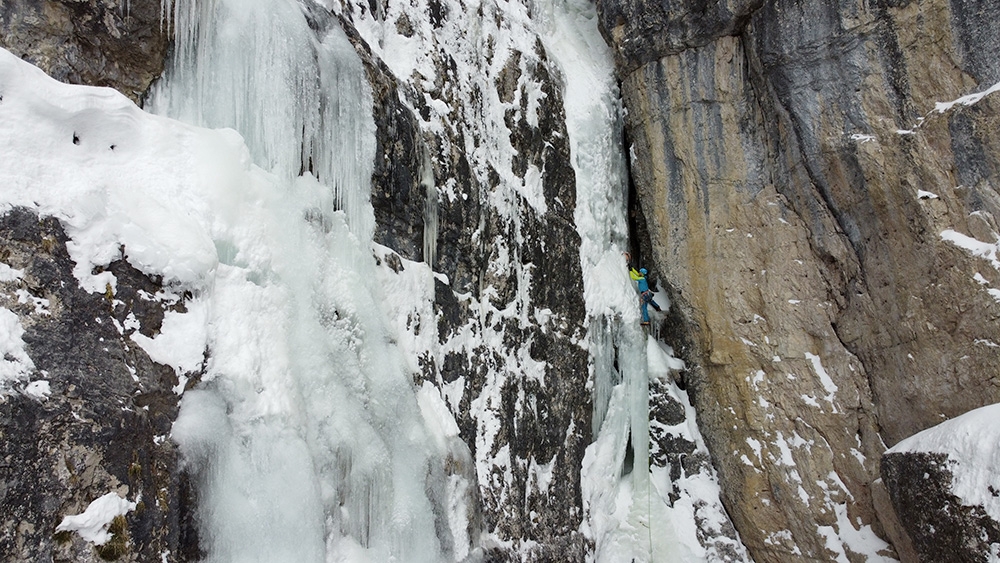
[622,125,698,394]
[869,0,916,126]
[624,136,652,271]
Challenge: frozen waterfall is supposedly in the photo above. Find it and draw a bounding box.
[0,0,742,559]
[151,0,469,561]
[149,0,736,560]
[541,2,748,561]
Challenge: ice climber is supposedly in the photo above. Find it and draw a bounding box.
[625,253,661,325]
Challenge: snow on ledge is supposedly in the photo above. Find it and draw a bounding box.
[935,81,1000,113]
[128,299,208,380]
[0,263,24,282]
[0,308,35,392]
[56,492,136,545]
[940,229,1000,270]
[887,403,1000,523]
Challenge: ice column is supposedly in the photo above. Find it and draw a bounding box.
[536,0,661,561]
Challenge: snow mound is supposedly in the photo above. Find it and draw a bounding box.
[888,403,1000,523]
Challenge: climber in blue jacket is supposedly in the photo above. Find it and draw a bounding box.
[625,253,661,325]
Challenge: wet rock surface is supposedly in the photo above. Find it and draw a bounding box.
[0,208,200,562]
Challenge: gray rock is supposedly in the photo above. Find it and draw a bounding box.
[336,7,593,559]
[0,208,200,562]
[0,0,169,103]
[594,0,765,73]
[333,14,430,262]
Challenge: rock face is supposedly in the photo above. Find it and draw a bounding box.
[599,0,1000,559]
[335,3,595,557]
[0,209,199,562]
[0,0,169,103]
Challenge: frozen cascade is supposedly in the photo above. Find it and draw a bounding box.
[535,1,654,561]
[151,0,471,561]
[153,0,376,239]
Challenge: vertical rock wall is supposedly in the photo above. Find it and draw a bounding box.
[599,0,1000,560]
[337,1,593,558]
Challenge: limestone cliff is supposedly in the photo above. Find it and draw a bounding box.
[598,0,1000,560]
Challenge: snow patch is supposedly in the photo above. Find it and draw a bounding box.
[805,352,838,408]
[935,81,1000,113]
[56,492,136,545]
[24,379,51,399]
[941,229,1000,270]
[129,299,208,379]
[0,263,23,282]
[0,308,35,392]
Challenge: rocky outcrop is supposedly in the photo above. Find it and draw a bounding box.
[882,451,1000,562]
[596,0,763,72]
[332,13,429,263]
[0,0,169,103]
[600,0,1000,559]
[0,208,200,561]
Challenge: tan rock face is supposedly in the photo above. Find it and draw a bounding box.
[607,0,1000,560]
[624,36,887,560]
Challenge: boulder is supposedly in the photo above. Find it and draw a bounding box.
[881,404,1000,562]
[0,0,169,103]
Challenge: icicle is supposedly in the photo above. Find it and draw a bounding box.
[151,0,376,238]
[590,314,621,438]
[421,145,439,266]
[312,23,377,240]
